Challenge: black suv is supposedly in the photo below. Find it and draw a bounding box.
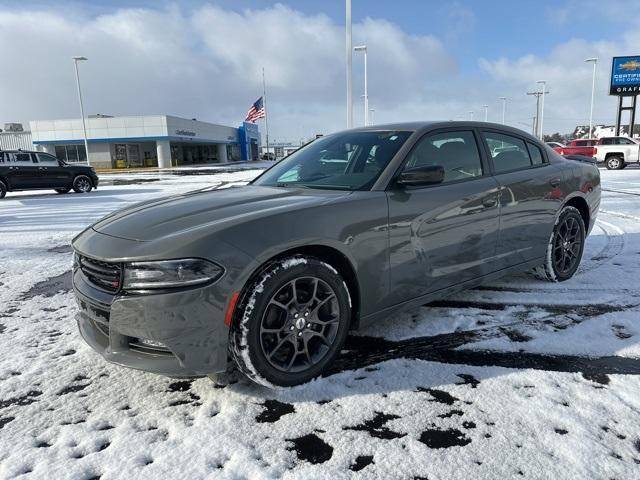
[0,150,99,199]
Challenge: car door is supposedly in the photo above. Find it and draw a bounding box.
[480,130,564,269]
[386,129,501,305]
[5,152,40,189]
[616,137,639,162]
[34,153,71,187]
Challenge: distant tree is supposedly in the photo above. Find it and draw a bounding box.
[543,133,565,143]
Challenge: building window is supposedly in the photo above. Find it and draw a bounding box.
[53,144,87,163]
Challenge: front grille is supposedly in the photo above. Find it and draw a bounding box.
[79,255,122,293]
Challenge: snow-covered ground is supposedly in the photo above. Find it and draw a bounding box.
[1,165,640,479]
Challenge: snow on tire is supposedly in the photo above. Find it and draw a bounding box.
[229,255,351,388]
[533,206,585,282]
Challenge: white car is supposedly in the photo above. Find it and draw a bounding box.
[593,136,640,169]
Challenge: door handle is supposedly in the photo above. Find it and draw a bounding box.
[549,177,561,188]
[482,196,498,208]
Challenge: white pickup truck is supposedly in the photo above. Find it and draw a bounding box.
[594,136,640,170]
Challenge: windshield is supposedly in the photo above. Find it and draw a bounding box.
[252,130,412,191]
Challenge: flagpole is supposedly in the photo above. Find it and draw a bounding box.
[262,67,270,160]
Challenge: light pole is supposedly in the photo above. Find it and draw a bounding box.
[537,80,546,140]
[499,96,507,124]
[72,56,90,165]
[469,111,474,120]
[483,104,489,122]
[369,108,375,125]
[585,58,598,138]
[346,0,353,128]
[354,45,368,126]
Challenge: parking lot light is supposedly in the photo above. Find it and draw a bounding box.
[72,56,90,166]
[585,58,598,138]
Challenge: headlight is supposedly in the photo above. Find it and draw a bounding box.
[122,258,223,289]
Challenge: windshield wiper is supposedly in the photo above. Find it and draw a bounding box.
[275,182,310,188]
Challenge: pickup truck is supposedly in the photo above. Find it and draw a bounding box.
[559,139,598,157]
[593,136,640,170]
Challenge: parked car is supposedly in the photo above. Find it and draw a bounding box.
[559,139,598,157]
[546,141,565,153]
[593,136,640,169]
[72,122,600,387]
[0,150,98,199]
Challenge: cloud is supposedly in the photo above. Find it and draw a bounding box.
[0,3,458,141]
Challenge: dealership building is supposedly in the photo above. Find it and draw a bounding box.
[28,115,261,169]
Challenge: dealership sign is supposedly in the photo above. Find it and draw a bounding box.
[610,56,640,95]
[175,129,196,136]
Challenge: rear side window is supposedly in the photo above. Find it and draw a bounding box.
[576,141,587,146]
[527,142,545,165]
[404,130,483,183]
[36,153,59,165]
[482,132,531,173]
[14,153,34,165]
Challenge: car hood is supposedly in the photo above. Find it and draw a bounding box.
[91,185,350,242]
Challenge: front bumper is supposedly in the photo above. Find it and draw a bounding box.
[73,268,230,377]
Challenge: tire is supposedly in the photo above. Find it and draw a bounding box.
[532,206,586,282]
[229,256,352,387]
[605,156,624,170]
[55,188,71,194]
[0,180,6,199]
[72,175,93,193]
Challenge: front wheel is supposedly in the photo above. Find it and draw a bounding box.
[533,206,585,282]
[229,256,351,387]
[72,175,93,193]
[605,156,624,170]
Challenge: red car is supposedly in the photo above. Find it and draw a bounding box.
[559,139,598,157]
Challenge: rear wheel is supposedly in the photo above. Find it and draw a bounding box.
[533,206,585,282]
[0,180,6,199]
[229,256,351,387]
[73,175,93,193]
[606,155,624,170]
[55,187,70,194]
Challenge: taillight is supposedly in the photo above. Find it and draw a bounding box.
[593,147,597,154]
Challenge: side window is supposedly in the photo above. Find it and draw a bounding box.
[36,153,59,165]
[527,142,545,165]
[601,138,612,145]
[576,140,587,146]
[403,130,483,183]
[620,138,635,145]
[14,153,34,165]
[482,132,532,173]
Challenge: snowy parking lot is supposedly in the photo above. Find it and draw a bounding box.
[1,164,640,479]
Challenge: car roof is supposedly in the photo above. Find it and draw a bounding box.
[336,121,542,143]
[0,149,39,153]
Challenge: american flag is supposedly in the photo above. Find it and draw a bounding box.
[245,96,266,123]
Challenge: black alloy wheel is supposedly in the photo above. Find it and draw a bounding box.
[533,206,585,282]
[259,276,340,373]
[552,214,582,276]
[229,256,351,387]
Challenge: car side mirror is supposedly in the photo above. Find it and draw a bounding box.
[397,165,445,187]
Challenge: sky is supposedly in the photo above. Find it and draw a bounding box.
[1,0,639,142]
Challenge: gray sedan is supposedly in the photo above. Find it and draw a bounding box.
[71,122,600,387]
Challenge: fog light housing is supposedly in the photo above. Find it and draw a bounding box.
[131,336,171,353]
